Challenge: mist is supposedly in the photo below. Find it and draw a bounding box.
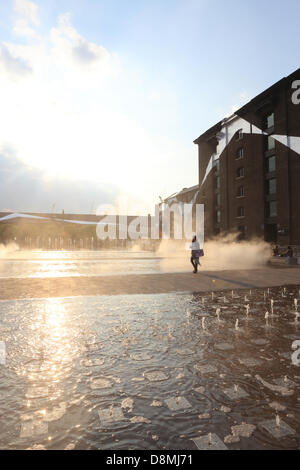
[157,233,272,272]
[0,242,19,259]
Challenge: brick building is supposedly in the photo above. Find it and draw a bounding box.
[193,68,300,244]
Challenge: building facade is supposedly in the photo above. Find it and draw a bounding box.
[194,68,300,244]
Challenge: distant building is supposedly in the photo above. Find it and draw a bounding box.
[193,68,300,244]
[163,185,200,206]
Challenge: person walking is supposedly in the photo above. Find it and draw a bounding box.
[190,236,202,274]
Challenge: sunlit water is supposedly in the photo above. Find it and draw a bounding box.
[0,287,299,450]
[0,250,271,278]
[0,251,162,278]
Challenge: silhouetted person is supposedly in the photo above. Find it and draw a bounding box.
[273,245,279,256]
[190,236,201,274]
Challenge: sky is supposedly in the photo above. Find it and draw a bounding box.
[0,0,299,214]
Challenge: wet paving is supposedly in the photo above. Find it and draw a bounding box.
[0,285,299,450]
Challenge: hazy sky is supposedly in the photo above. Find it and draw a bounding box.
[0,0,299,214]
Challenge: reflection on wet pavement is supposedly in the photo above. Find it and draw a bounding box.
[0,286,299,450]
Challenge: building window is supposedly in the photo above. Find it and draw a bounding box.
[238,225,246,240]
[216,193,221,206]
[267,135,275,151]
[264,112,275,130]
[237,185,245,197]
[236,167,245,178]
[267,201,277,218]
[266,155,276,173]
[236,147,244,159]
[237,206,245,218]
[267,178,277,195]
[215,176,220,189]
[235,129,243,141]
[216,210,221,224]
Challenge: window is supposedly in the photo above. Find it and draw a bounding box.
[267,201,277,218]
[267,135,275,151]
[236,167,245,178]
[216,210,221,224]
[235,129,243,141]
[238,225,246,240]
[237,207,245,218]
[237,185,245,197]
[236,147,244,159]
[267,178,277,195]
[216,193,221,206]
[214,159,220,172]
[264,112,275,130]
[215,176,220,189]
[266,155,276,173]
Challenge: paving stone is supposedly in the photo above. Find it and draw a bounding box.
[273,377,296,388]
[130,352,152,361]
[192,433,227,450]
[238,358,262,367]
[20,420,48,438]
[193,386,205,394]
[165,396,192,411]
[260,419,296,438]
[90,377,114,390]
[98,407,126,426]
[215,343,234,351]
[195,365,217,374]
[144,370,169,382]
[176,348,194,356]
[251,339,269,346]
[223,386,249,400]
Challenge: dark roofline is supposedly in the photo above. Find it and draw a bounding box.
[193,67,300,143]
[164,184,199,203]
[193,120,222,145]
[236,67,300,116]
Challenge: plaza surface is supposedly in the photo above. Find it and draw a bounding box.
[0,265,299,300]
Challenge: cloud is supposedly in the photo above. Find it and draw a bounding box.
[51,13,110,67]
[0,43,32,76]
[14,0,39,25]
[0,150,117,213]
[13,0,39,38]
[0,4,193,213]
[13,18,38,38]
